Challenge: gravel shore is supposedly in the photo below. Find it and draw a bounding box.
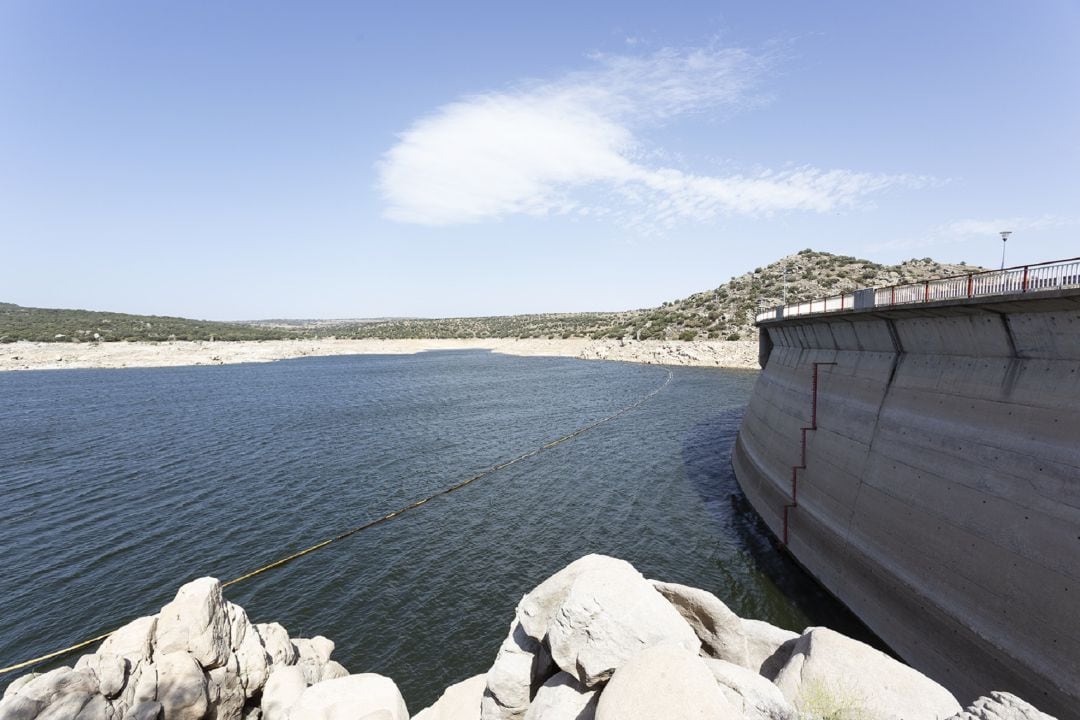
[0,338,760,372]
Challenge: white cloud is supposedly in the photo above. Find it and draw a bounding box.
[378,46,915,228]
[872,215,1076,251]
[935,215,1072,238]
[379,93,635,225]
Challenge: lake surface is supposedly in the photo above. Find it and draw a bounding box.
[0,351,874,709]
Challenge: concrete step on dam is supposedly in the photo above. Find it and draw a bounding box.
[732,263,1080,717]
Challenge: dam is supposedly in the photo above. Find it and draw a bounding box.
[732,257,1080,717]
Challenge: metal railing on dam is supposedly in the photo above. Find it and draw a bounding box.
[755,256,1080,323]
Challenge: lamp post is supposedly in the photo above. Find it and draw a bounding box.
[1000,230,1012,271]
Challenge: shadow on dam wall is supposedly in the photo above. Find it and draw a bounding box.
[733,288,1080,717]
[679,406,891,655]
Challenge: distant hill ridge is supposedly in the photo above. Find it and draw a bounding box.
[600,249,982,341]
[1,250,980,343]
[0,305,300,343]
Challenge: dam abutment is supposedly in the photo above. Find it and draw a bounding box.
[733,289,1080,717]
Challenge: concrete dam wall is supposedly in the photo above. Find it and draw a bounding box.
[732,288,1080,717]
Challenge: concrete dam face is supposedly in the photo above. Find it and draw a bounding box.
[732,288,1079,717]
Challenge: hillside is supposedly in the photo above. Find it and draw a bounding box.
[0,303,302,343]
[585,249,982,341]
[296,251,981,341]
[314,312,628,341]
[1,251,981,343]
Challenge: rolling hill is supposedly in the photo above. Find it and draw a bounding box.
[1,250,981,343]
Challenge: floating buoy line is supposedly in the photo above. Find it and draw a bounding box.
[0,368,674,677]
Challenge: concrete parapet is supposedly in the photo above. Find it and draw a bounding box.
[733,290,1080,717]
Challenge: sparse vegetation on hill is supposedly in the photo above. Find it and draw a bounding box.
[0,303,302,343]
[316,313,628,340]
[2,251,982,343]
[586,249,982,342]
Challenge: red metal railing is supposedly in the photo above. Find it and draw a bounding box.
[756,256,1080,324]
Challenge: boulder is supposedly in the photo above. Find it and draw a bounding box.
[522,673,598,720]
[74,653,129,699]
[649,581,740,646]
[207,656,245,720]
[516,556,623,642]
[154,651,210,720]
[2,672,40,700]
[256,623,298,668]
[949,691,1056,720]
[124,701,164,720]
[261,666,307,720]
[6,667,98,711]
[288,674,409,720]
[546,564,699,686]
[101,617,158,663]
[703,658,795,720]
[320,661,349,682]
[155,578,231,669]
[34,692,94,719]
[72,694,114,720]
[594,643,735,720]
[773,627,961,720]
[292,637,336,685]
[115,660,159,714]
[234,622,271,697]
[296,637,334,665]
[225,603,251,651]
[481,621,552,720]
[130,661,159,706]
[739,619,799,680]
[412,674,486,720]
[0,692,43,720]
[650,581,797,678]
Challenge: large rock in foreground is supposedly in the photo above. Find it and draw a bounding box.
[481,621,553,720]
[651,580,797,678]
[540,557,700,686]
[289,674,409,720]
[516,556,619,644]
[155,577,232,670]
[948,691,1057,720]
[773,626,962,720]
[413,674,486,720]
[522,672,598,720]
[0,577,389,720]
[593,643,733,720]
[0,555,1059,720]
[703,658,795,720]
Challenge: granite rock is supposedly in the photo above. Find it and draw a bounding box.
[773,627,961,720]
[594,644,734,720]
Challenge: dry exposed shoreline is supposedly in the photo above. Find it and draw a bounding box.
[0,338,760,372]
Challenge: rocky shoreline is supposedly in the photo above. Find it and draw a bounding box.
[0,555,1054,720]
[0,339,759,373]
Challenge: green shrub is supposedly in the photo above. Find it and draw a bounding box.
[797,679,870,720]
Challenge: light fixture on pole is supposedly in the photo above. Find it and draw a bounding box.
[1000,230,1012,271]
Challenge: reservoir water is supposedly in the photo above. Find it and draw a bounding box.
[0,351,872,709]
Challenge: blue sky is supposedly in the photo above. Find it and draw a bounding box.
[2,1,1077,319]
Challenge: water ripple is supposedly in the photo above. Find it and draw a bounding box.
[0,353,876,708]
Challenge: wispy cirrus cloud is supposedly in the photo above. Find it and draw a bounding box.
[870,215,1076,251]
[378,45,920,229]
[934,215,1074,238]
